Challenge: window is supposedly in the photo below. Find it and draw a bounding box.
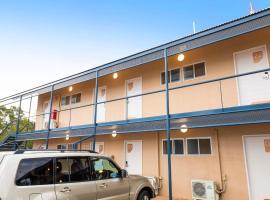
[183,65,194,80]
[55,157,91,184]
[161,72,170,84]
[57,144,73,150]
[161,68,180,84]
[61,96,70,106]
[61,93,81,106]
[171,69,180,82]
[71,93,81,104]
[184,62,206,80]
[91,157,121,180]
[194,62,206,77]
[187,138,212,155]
[16,158,53,186]
[163,139,184,155]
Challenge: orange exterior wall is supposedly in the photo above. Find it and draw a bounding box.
[34,27,270,129]
[33,123,270,200]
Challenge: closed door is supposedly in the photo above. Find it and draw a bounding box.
[91,157,129,200]
[126,77,142,119]
[235,46,270,105]
[244,135,270,200]
[125,141,142,175]
[54,157,96,200]
[96,86,106,122]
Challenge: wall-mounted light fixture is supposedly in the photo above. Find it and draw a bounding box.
[112,130,117,137]
[113,73,118,79]
[69,86,73,92]
[65,134,70,141]
[180,124,188,133]
[177,53,185,62]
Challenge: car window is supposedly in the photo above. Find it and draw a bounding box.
[16,158,53,186]
[55,157,91,184]
[91,157,121,180]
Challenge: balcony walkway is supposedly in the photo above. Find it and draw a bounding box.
[16,102,270,141]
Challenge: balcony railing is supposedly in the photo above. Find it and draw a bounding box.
[1,67,269,139]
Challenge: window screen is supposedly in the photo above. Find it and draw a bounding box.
[187,139,199,154]
[194,62,206,77]
[174,139,184,155]
[163,140,173,154]
[161,72,171,84]
[187,138,212,155]
[71,93,81,104]
[61,96,70,106]
[183,65,194,80]
[171,69,180,82]
[16,158,53,186]
[199,139,212,154]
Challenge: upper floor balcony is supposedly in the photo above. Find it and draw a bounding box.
[0,9,270,142]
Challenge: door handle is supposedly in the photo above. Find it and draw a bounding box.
[99,183,108,189]
[60,187,71,193]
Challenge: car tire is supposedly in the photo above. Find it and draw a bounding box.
[137,190,151,200]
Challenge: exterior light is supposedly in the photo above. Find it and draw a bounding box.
[113,73,118,79]
[69,86,73,92]
[65,134,70,140]
[180,124,188,133]
[112,130,117,137]
[177,53,185,62]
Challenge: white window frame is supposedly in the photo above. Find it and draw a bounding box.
[186,137,213,156]
[183,61,207,81]
[57,143,73,150]
[162,138,185,156]
[160,67,182,85]
[61,92,82,107]
[71,93,82,104]
[61,95,70,106]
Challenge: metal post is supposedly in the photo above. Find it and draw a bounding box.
[45,85,54,149]
[14,95,23,150]
[93,71,99,151]
[164,48,173,200]
[27,95,33,132]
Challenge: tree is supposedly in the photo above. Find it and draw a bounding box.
[0,105,35,145]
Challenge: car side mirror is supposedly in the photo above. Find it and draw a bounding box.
[121,169,128,178]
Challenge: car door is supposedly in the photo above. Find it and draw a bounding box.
[54,156,96,200]
[91,157,130,200]
[15,157,56,200]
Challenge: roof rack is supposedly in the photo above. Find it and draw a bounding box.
[14,149,98,154]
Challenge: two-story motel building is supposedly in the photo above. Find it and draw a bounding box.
[1,8,270,200]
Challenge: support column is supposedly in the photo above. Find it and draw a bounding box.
[164,48,173,200]
[45,85,54,149]
[14,95,23,150]
[93,70,99,151]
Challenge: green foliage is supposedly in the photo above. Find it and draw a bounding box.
[0,105,35,143]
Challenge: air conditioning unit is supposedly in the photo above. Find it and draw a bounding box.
[191,180,219,200]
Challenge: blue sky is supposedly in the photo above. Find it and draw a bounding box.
[0,0,269,98]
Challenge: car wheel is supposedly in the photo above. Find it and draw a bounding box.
[137,190,151,200]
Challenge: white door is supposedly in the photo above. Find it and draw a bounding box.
[125,141,142,175]
[244,135,270,200]
[96,86,106,122]
[126,77,142,119]
[235,46,270,105]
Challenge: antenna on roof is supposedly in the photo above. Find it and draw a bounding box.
[193,21,196,34]
[249,0,255,14]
